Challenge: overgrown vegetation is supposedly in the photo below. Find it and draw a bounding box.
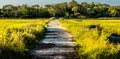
[0,19,50,59]
[0,0,120,18]
[0,0,120,59]
[60,19,120,59]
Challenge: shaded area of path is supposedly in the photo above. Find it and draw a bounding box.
[29,20,79,59]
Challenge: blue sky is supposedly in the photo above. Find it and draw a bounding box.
[0,0,120,8]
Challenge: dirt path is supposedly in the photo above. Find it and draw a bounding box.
[29,20,79,59]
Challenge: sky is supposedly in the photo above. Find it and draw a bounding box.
[0,0,120,8]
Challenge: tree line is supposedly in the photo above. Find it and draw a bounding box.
[0,0,120,18]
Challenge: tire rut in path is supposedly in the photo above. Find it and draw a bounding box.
[29,20,79,59]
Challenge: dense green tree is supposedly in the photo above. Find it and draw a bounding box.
[0,0,120,18]
[2,5,18,18]
[68,0,78,8]
[108,7,118,17]
[72,6,79,16]
[0,9,3,17]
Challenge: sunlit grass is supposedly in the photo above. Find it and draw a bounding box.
[0,19,50,59]
[60,19,120,59]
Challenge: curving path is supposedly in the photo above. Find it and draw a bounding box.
[29,20,79,59]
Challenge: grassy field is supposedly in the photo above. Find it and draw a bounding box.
[0,19,50,59]
[60,19,120,59]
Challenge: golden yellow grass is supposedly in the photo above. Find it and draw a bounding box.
[0,19,50,59]
[60,19,120,59]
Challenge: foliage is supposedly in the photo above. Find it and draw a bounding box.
[0,1,120,18]
[60,19,120,59]
[0,19,50,59]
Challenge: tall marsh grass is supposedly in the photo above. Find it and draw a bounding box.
[0,19,50,59]
[60,19,120,59]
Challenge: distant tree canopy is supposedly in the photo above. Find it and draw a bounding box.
[0,0,120,18]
